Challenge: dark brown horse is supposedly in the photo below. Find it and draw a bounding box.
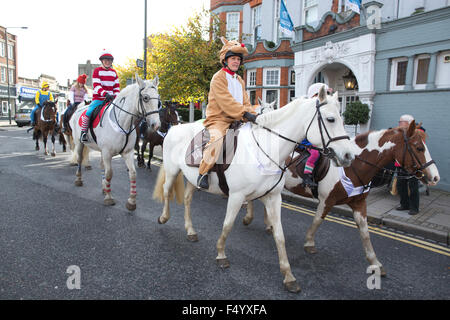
[32,100,58,156]
[135,103,179,170]
[244,121,440,277]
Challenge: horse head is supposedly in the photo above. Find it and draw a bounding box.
[158,103,179,133]
[136,73,161,132]
[42,100,58,122]
[256,97,276,115]
[304,85,356,167]
[393,120,440,186]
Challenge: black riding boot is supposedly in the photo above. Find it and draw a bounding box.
[197,173,209,190]
[302,173,317,188]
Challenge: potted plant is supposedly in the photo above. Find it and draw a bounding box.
[342,101,370,136]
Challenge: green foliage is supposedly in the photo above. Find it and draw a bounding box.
[116,9,226,105]
[176,107,203,122]
[343,101,370,125]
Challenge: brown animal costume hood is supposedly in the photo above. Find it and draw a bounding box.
[219,37,249,65]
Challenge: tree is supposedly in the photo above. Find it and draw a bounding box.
[343,101,370,136]
[116,9,226,105]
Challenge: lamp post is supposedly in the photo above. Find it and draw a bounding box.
[4,26,27,124]
[144,0,147,80]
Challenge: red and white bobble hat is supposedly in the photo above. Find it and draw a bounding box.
[99,49,114,61]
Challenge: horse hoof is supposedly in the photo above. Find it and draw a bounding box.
[265,227,273,235]
[51,152,56,157]
[158,216,166,224]
[35,147,39,151]
[74,180,83,187]
[216,258,230,269]
[242,217,252,226]
[104,199,116,206]
[284,281,301,293]
[380,266,387,277]
[85,166,92,170]
[187,234,198,242]
[126,202,136,211]
[304,246,318,254]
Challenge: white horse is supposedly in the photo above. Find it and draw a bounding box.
[70,74,161,210]
[63,111,91,169]
[243,121,440,276]
[153,86,358,292]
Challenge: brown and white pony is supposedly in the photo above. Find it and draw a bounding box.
[244,120,440,276]
[32,100,58,156]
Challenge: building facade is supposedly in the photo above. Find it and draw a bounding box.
[0,26,19,120]
[211,0,450,191]
[78,60,100,88]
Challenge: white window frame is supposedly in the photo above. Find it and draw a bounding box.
[390,57,408,91]
[226,12,240,41]
[273,0,281,43]
[303,0,319,26]
[1,67,6,83]
[252,5,262,46]
[413,54,430,90]
[247,69,257,87]
[2,101,8,114]
[263,88,280,109]
[7,44,14,60]
[263,67,280,86]
[0,42,5,57]
[8,68,14,84]
[248,89,257,105]
[435,50,450,89]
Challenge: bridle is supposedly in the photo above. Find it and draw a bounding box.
[352,129,435,188]
[250,98,350,200]
[104,85,161,154]
[41,102,57,123]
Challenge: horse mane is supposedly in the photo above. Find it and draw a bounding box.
[256,97,308,127]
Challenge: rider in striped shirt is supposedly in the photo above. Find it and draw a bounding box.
[80,49,120,143]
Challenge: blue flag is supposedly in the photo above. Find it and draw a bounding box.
[279,0,294,36]
[346,0,361,14]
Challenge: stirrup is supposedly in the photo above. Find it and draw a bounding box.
[197,174,209,190]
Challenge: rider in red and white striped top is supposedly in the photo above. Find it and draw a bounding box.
[80,49,120,143]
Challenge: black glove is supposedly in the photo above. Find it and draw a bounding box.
[243,111,258,123]
[104,93,114,102]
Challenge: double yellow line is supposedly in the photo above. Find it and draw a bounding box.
[282,202,450,257]
[150,159,449,257]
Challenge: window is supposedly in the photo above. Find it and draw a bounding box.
[390,57,408,90]
[226,12,240,41]
[289,89,296,102]
[252,5,262,45]
[2,101,8,115]
[0,42,5,57]
[313,71,325,84]
[264,68,280,86]
[415,56,430,87]
[290,69,296,85]
[8,44,14,60]
[249,90,256,105]
[304,0,318,26]
[1,67,6,83]
[273,0,281,43]
[247,69,256,87]
[264,89,279,109]
[8,69,14,84]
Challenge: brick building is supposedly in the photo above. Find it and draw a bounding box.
[0,25,19,119]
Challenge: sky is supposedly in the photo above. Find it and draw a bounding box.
[1,0,210,85]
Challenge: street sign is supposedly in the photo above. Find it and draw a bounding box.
[136,59,144,68]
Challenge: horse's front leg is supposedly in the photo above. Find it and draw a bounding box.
[349,201,386,277]
[216,192,245,269]
[184,181,198,242]
[138,139,146,168]
[123,150,137,211]
[147,142,154,171]
[74,142,84,187]
[50,131,56,157]
[262,192,300,293]
[102,151,115,206]
[304,201,329,254]
[243,200,254,225]
[43,131,48,155]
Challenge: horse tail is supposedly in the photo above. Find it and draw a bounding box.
[152,165,185,205]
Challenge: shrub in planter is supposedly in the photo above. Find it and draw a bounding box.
[342,101,370,136]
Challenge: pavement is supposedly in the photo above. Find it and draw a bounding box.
[2,119,449,246]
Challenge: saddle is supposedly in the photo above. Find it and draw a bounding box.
[286,148,330,198]
[78,101,110,144]
[185,121,241,195]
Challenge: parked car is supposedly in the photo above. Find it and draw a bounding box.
[14,106,32,127]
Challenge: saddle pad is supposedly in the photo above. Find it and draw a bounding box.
[185,125,240,172]
[287,150,330,183]
[78,104,108,129]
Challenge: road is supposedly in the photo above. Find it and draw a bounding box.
[0,126,449,301]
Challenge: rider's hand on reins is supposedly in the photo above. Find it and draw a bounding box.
[243,111,258,123]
